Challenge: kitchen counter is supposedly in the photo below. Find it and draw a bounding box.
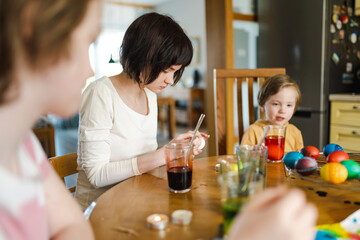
[329,93,360,101]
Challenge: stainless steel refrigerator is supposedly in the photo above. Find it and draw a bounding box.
[258,0,360,149]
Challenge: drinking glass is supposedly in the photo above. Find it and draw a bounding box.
[263,125,286,162]
[218,145,267,235]
[165,140,193,193]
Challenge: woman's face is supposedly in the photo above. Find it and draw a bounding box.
[145,65,182,93]
[45,0,102,117]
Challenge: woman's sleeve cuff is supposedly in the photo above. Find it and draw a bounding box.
[132,157,141,176]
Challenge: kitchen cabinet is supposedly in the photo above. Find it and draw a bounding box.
[329,94,360,153]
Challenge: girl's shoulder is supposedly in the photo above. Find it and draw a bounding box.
[0,132,49,240]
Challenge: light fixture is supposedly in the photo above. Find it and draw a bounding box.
[108,54,115,63]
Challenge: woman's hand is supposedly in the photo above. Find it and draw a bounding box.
[227,186,318,240]
[170,131,210,156]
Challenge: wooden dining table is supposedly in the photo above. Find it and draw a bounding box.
[89,154,360,239]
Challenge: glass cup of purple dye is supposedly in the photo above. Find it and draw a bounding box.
[165,140,194,193]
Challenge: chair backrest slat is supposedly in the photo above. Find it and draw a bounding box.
[236,78,243,146]
[247,77,255,124]
[215,75,227,155]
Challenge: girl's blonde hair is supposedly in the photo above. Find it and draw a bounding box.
[0,0,91,104]
[257,74,302,110]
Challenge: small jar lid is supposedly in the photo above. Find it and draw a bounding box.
[171,210,193,225]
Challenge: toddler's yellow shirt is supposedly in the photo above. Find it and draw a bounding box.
[241,119,304,152]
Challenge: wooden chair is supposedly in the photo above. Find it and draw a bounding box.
[157,97,176,139]
[214,68,286,155]
[188,88,205,128]
[33,125,56,158]
[49,152,78,193]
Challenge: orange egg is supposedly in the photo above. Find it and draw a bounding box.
[326,150,349,163]
[320,163,348,184]
[267,145,284,161]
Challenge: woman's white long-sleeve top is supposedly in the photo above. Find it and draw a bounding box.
[75,76,158,210]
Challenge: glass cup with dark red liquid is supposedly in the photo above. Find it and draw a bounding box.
[263,125,286,163]
[165,141,193,193]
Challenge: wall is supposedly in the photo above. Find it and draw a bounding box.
[156,0,207,88]
[91,4,150,79]
[205,0,228,156]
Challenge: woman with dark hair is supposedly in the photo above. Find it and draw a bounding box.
[75,12,209,210]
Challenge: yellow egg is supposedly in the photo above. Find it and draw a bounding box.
[230,163,238,172]
[320,163,348,184]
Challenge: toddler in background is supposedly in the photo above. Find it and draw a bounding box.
[241,74,304,152]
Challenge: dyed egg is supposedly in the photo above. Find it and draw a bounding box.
[323,143,343,157]
[340,160,360,179]
[320,162,348,184]
[283,151,304,169]
[267,145,284,161]
[300,146,320,160]
[294,157,318,176]
[326,150,349,163]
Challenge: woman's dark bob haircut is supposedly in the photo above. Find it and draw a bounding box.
[120,12,193,86]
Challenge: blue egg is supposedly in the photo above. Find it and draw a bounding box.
[283,151,304,169]
[323,143,343,157]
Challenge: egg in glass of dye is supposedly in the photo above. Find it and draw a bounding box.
[323,143,343,157]
[320,162,348,184]
[300,146,320,160]
[326,150,349,163]
[283,151,304,169]
[340,160,360,180]
[294,157,318,176]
